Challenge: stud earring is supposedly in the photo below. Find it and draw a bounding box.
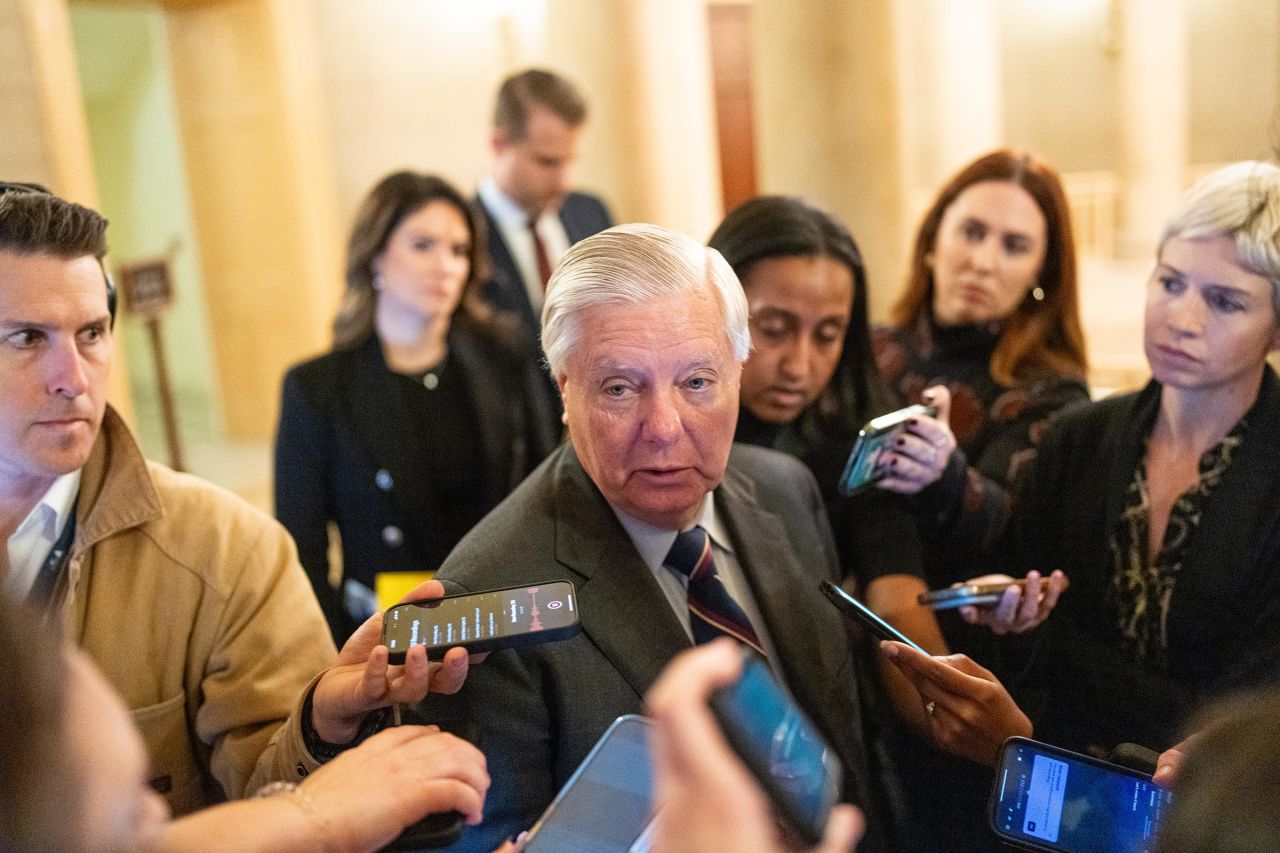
[373,274,384,292]
[1031,286,1045,303]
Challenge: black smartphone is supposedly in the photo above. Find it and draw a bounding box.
[709,648,843,847]
[918,576,1067,610]
[521,715,657,853]
[838,403,939,496]
[381,581,581,663]
[819,580,928,654]
[989,736,1173,853]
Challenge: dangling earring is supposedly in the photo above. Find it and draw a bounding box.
[373,273,384,292]
[1030,286,1045,303]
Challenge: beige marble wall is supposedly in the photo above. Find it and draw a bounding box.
[751,0,909,318]
[1,0,133,421]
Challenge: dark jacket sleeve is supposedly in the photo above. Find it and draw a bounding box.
[914,378,1091,562]
[274,367,343,639]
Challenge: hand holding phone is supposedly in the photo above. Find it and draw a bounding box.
[381,581,581,663]
[989,737,1173,852]
[921,571,1068,636]
[644,643,862,853]
[880,642,1032,766]
[820,580,928,653]
[838,403,939,496]
[919,573,1069,610]
[870,385,960,496]
[707,647,844,846]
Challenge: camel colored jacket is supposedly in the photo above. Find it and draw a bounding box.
[53,407,337,815]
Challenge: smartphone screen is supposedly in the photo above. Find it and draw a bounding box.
[990,737,1173,853]
[522,715,656,853]
[710,650,841,846]
[382,581,579,659]
[838,404,937,496]
[820,581,928,654]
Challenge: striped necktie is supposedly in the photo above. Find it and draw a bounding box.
[663,525,765,656]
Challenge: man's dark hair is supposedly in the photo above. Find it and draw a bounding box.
[0,182,108,260]
[493,69,587,141]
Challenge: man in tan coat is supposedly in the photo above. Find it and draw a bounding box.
[0,184,470,815]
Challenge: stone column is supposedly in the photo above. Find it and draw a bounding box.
[2,0,133,419]
[1115,0,1188,257]
[165,0,342,440]
[751,0,910,319]
[546,0,723,240]
[897,0,1003,194]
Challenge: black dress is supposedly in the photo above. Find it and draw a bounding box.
[274,324,560,643]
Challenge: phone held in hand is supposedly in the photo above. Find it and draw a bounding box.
[380,581,581,663]
[838,403,939,495]
[522,715,657,853]
[918,576,1069,610]
[819,580,928,654]
[989,737,1172,853]
[709,648,843,847]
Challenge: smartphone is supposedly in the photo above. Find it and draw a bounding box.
[918,576,1068,610]
[709,648,842,847]
[381,581,581,663]
[522,715,657,853]
[838,403,939,496]
[819,580,928,654]
[989,737,1173,853]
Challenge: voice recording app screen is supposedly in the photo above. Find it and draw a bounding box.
[385,582,576,652]
[993,741,1173,853]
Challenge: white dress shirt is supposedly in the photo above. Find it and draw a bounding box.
[477,176,571,314]
[613,492,780,664]
[4,470,81,600]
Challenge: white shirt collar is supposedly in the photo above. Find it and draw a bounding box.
[478,175,533,227]
[612,492,733,574]
[5,469,81,599]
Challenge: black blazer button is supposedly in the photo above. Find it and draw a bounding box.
[382,525,404,547]
[375,469,394,491]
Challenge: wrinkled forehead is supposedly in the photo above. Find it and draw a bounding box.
[568,289,734,367]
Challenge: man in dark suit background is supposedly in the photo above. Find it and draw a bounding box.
[420,224,881,852]
[476,68,613,341]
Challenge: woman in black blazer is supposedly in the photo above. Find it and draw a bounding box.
[275,172,559,643]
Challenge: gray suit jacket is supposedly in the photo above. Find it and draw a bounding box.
[419,441,875,852]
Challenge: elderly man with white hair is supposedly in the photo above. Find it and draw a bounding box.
[419,223,882,852]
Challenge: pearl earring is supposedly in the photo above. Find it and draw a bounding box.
[1031,286,1045,303]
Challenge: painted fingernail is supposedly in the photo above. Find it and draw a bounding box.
[906,418,917,426]
[895,437,905,446]
[889,458,898,467]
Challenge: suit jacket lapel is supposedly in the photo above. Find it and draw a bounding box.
[551,444,692,698]
[715,461,847,708]
[479,199,539,330]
